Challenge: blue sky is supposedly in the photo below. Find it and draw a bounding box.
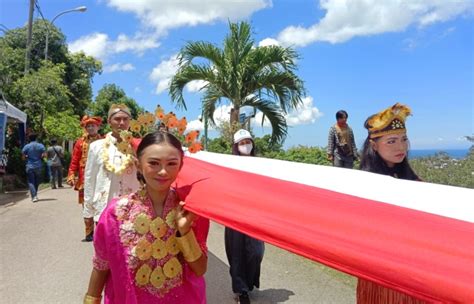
[2,0,473,149]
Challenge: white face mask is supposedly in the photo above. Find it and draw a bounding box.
[238,143,253,155]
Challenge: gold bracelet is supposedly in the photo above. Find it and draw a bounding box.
[176,229,203,263]
[83,294,102,304]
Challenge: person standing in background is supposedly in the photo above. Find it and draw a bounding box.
[21,133,45,202]
[225,129,265,304]
[67,116,103,242]
[327,110,358,168]
[46,139,64,189]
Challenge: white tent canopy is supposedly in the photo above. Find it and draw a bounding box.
[0,97,27,123]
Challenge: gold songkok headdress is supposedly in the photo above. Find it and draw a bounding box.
[108,103,131,119]
[366,103,411,139]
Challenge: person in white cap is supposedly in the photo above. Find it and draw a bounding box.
[225,129,264,304]
[83,104,141,230]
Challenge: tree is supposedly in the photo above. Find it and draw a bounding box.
[90,84,144,124]
[43,110,83,141]
[0,20,102,117]
[64,52,102,115]
[9,61,71,132]
[170,21,305,144]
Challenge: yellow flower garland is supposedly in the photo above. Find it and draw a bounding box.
[101,134,134,175]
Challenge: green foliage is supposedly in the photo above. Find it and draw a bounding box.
[410,148,473,188]
[271,145,331,166]
[10,61,71,132]
[90,84,144,126]
[207,137,232,154]
[43,110,83,140]
[5,147,26,180]
[64,52,102,116]
[170,21,306,145]
[0,40,25,90]
[254,134,283,156]
[0,20,101,127]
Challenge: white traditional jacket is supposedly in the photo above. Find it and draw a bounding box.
[83,132,140,221]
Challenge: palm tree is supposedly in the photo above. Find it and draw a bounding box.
[169,21,305,144]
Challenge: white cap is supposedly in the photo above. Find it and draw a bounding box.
[233,129,252,143]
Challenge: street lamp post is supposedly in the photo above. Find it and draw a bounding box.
[44,6,87,60]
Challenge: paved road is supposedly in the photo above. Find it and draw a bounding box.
[0,187,355,303]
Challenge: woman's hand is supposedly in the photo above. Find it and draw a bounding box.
[175,201,197,236]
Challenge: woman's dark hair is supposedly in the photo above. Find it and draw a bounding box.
[336,110,348,120]
[28,134,37,142]
[136,131,184,183]
[359,117,418,181]
[232,138,256,156]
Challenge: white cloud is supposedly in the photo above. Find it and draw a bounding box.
[69,33,109,59]
[252,96,322,128]
[275,0,474,47]
[186,80,209,93]
[258,38,280,47]
[438,137,444,141]
[104,63,136,73]
[285,96,323,126]
[186,119,204,132]
[106,0,270,34]
[149,56,210,94]
[186,105,232,132]
[69,32,159,61]
[149,55,180,94]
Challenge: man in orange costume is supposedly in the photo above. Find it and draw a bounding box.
[67,116,103,242]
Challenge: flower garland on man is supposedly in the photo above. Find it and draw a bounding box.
[83,104,141,227]
[67,115,103,242]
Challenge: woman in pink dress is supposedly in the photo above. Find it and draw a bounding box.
[83,131,209,304]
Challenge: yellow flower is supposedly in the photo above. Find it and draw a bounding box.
[120,130,133,142]
[117,141,130,154]
[130,120,141,133]
[135,264,152,286]
[163,257,182,279]
[151,239,168,260]
[144,112,155,125]
[133,213,151,234]
[150,217,167,238]
[137,114,148,124]
[165,209,177,229]
[135,238,152,261]
[165,236,180,255]
[150,266,166,288]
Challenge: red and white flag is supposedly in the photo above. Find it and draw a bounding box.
[176,151,474,303]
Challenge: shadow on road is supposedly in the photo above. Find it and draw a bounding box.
[206,251,296,304]
[0,190,28,207]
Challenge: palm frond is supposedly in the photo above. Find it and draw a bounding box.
[242,96,287,144]
[178,41,224,67]
[169,65,215,110]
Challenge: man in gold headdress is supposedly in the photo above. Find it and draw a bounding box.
[67,116,103,242]
[83,104,140,238]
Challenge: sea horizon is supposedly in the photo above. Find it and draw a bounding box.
[409,148,471,159]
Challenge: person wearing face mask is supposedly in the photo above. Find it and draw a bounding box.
[225,129,265,304]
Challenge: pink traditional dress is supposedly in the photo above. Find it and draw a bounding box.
[92,188,209,303]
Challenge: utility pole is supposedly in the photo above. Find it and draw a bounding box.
[24,0,35,74]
